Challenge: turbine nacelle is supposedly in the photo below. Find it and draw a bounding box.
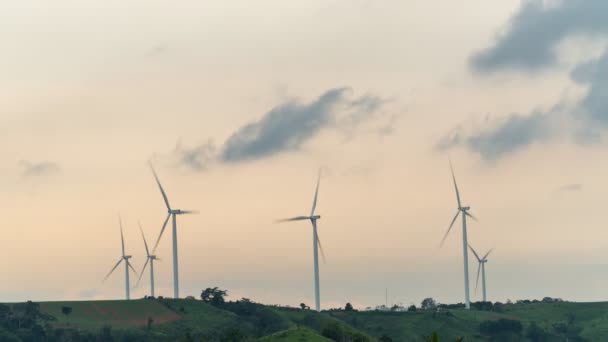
[311,215,321,220]
[123,255,132,260]
[460,206,470,211]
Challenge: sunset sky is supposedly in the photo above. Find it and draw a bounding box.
[3,0,608,309]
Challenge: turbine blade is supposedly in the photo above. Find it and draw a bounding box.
[139,221,150,257]
[153,213,171,253]
[482,248,494,260]
[465,211,478,222]
[475,262,481,294]
[149,162,171,211]
[468,244,481,262]
[103,258,123,282]
[275,216,310,223]
[128,260,138,276]
[179,210,199,215]
[310,169,321,216]
[440,211,460,247]
[317,232,327,264]
[449,159,462,209]
[136,258,150,287]
[119,216,125,257]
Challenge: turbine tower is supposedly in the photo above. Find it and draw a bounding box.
[440,160,477,310]
[104,216,137,300]
[149,163,198,299]
[276,170,326,312]
[469,244,493,303]
[137,222,159,297]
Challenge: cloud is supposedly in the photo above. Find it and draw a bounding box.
[173,140,216,171]
[174,88,386,170]
[438,107,565,160]
[19,160,60,178]
[441,0,608,160]
[470,0,608,73]
[558,183,583,192]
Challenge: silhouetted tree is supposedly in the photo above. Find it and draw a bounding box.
[345,303,354,311]
[201,287,227,306]
[420,298,437,310]
[407,305,417,312]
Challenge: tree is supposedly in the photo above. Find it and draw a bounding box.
[61,306,72,325]
[345,302,354,311]
[407,305,417,312]
[201,287,228,306]
[300,303,309,310]
[420,298,437,310]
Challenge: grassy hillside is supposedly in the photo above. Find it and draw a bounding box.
[22,299,608,341]
[39,300,181,329]
[258,327,332,341]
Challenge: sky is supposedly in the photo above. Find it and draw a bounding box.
[2,0,608,309]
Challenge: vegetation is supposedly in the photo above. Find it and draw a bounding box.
[3,293,608,341]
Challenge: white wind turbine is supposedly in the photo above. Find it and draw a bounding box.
[469,244,493,303]
[136,222,159,297]
[149,163,198,299]
[104,216,138,300]
[440,160,477,310]
[276,171,326,312]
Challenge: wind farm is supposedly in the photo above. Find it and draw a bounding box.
[4,0,608,340]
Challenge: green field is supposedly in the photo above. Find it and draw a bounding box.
[258,328,332,342]
[6,299,608,341]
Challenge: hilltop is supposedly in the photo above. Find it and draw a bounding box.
[0,297,605,341]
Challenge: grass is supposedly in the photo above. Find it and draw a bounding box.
[258,327,332,341]
[38,299,180,330]
[29,299,608,341]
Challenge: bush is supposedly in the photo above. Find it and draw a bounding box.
[321,320,343,341]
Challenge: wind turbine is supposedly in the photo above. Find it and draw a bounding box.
[276,170,326,312]
[440,160,477,310]
[469,244,493,303]
[149,163,198,299]
[136,222,159,297]
[104,216,138,300]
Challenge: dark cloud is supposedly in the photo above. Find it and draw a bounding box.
[470,0,608,73]
[175,88,386,171]
[438,109,560,160]
[19,160,60,178]
[574,49,608,125]
[441,1,608,160]
[221,88,346,162]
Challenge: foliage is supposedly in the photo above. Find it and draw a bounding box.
[201,287,228,306]
[345,303,354,312]
[421,298,437,310]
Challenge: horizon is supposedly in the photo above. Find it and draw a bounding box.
[3,0,608,310]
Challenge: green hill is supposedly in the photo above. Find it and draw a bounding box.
[3,298,607,341]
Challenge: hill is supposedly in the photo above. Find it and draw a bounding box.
[2,298,607,341]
